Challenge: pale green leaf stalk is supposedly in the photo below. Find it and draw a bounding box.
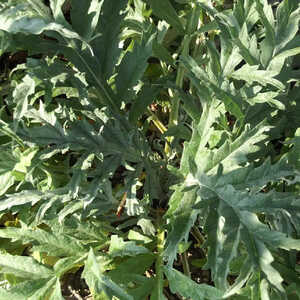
[151,226,166,300]
[166,2,202,155]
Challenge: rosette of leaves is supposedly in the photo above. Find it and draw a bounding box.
[0,0,299,299]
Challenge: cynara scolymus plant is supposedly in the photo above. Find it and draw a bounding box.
[0,0,299,299]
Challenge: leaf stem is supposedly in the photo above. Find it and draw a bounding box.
[192,226,205,245]
[191,226,206,257]
[181,251,191,278]
[155,224,165,297]
[167,34,190,129]
[166,3,202,155]
[147,108,167,134]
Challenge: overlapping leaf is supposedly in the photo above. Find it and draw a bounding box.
[0,253,53,279]
[0,224,86,256]
[82,249,133,300]
[164,266,223,299]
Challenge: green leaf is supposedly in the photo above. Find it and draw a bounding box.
[12,75,35,126]
[180,54,244,119]
[269,47,300,72]
[137,218,156,236]
[0,145,38,195]
[0,288,24,300]
[115,30,156,104]
[0,1,119,112]
[195,121,271,175]
[129,84,161,124]
[0,278,52,300]
[162,124,192,141]
[230,64,285,90]
[204,199,241,290]
[223,259,253,298]
[221,45,244,76]
[0,171,14,196]
[128,230,152,244]
[153,40,175,66]
[164,266,223,299]
[246,91,284,110]
[215,157,294,193]
[91,0,128,80]
[163,188,198,265]
[0,224,86,257]
[275,2,300,54]
[82,248,133,300]
[288,128,300,170]
[0,2,84,41]
[171,115,297,294]
[238,210,300,252]
[49,278,64,300]
[70,0,103,40]
[109,253,155,299]
[255,0,275,67]
[0,253,53,279]
[244,231,285,292]
[0,189,55,212]
[109,253,155,283]
[0,119,25,147]
[150,285,167,300]
[108,235,149,258]
[19,102,142,162]
[53,256,84,278]
[196,182,300,293]
[28,276,57,300]
[49,0,68,25]
[147,0,184,34]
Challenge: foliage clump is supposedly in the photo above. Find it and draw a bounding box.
[0,0,299,299]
